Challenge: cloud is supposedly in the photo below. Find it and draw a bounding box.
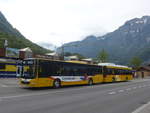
[0,0,150,46]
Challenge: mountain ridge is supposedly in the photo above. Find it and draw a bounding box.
[60,16,150,64]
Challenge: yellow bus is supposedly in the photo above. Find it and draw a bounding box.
[99,63,133,82]
[0,57,19,78]
[19,58,103,88]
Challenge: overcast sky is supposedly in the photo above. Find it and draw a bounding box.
[0,0,150,46]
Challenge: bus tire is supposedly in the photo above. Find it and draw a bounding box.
[53,79,61,88]
[88,79,93,86]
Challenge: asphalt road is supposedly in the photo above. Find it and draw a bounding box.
[0,79,150,113]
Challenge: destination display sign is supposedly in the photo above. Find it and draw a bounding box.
[23,60,34,65]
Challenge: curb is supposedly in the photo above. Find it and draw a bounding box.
[132,101,150,113]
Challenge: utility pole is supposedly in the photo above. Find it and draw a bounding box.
[61,45,64,60]
[4,39,8,48]
[0,39,8,48]
[60,44,78,60]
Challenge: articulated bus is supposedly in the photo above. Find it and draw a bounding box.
[99,63,133,82]
[18,58,133,88]
[0,57,20,78]
[18,58,103,88]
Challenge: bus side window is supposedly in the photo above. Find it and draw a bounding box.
[87,67,93,76]
[61,65,70,76]
[114,69,119,75]
[108,68,113,75]
[112,69,115,75]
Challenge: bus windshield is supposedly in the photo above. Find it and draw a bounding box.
[21,59,36,79]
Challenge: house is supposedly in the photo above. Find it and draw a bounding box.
[19,47,33,59]
[136,65,150,78]
[64,55,79,61]
[81,58,94,64]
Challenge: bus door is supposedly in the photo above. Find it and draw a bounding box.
[16,66,24,77]
[103,66,107,78]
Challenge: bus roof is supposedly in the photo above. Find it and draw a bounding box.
[98,63,132,70]
[65,60,88,64]
[24,58,99,66]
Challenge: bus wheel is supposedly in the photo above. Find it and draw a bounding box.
[88,79,93,86]
[53,79,61,88]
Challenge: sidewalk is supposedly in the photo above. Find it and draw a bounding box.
[132,101,150,113]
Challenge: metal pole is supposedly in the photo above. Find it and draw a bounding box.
[62,46,64,60]
[60,44,78,60]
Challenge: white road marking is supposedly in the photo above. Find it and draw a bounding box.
[133,87,137,89]
[1,84,8,87]
[108,92,116,95]
[0,86,116,100]
[141,85,145,87]
[1,79,150,101]
[5,84,140,99]
[138,86,142,88]
[118,90,124,92]
[0,84,7,87]
[0,84,18,88]
[126,88,131,91]
[0,91,65,100]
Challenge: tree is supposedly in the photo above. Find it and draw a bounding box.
[97,49,109,63]
[130,56,142,69]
